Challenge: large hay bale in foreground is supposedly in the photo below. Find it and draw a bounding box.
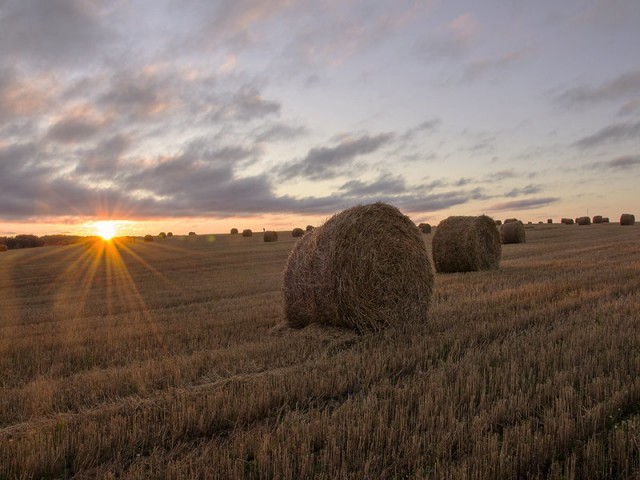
[418,222,431,234]
[432,215,501,273]
[620,213,635,225]
[500,220,526,244]
[230,228,238,234]
[283,202,433,332]
[577,216,591,225]
[264,231,278,242]
[242,229,253,237]
[291,228,304,237]
[0,245,7,252]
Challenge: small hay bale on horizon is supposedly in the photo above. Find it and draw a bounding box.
[0,245,7,252]
[603,217,610,223]
[495,219,502,225]
[432,215,501,273]
[167,232,173,237]
[144,234,154,242]
[620,213,635,225]
[292,228,305,237]
[504,218,518,224]
[500,220,526,244]
[306,225,314,231]
[264,231,278,242]
[593,215,603,224]
[561,218,574,225]
[418,222,432,234]
[547,219,553,224]
[230,228,239,234]
[283,202,433,332]
[242,229,253,237]
[188,231,196,236]
[577,216,591,225]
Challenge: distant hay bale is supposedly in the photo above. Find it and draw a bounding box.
[230,228,239,234]
[264,231,278,242]
[167,232,173,237]
[527,221,533,225]
[143,234,154,242]
[432,215,501,273]
[620,213,635,225]
[603,217,610,223]
[547,219,552,224]
[283,202,433,332]
[538,221,543,224]
[495,219,502,225]
[577,216,591,225]
[504,218,518,224]
[561,218,574,225]
[306,225,314,231]
[158,232,167,239]
[0,245,7,252]
[242,229,253,237]
[593,215,603,224]
[418,222,432,234]
[500,220,526,244]
[188,231,196,236]
[292,228,305,237]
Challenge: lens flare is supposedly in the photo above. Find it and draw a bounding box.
[95,221,117,240]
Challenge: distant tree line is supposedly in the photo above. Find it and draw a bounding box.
[0,234,91,250]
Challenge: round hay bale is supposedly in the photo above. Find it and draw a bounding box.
[620,213,635,225]
[264,231,278,242]
[593,215,603,224]
[538,221,543,224]
[188,231,196,236]
[158,232,167,239]
[306,225,314,231]
[504,218,518,224]
[500,220,526,244]
[167,232,173,237]
[230,228,239,234]
[561,218,574,225]
[602,217,610,223]
[283,202,433,332]
[418,222,432,234]
[242,229,253,237]
[432,215,501,273]
[495,219,502,226]
[143,234,154,242]
[547,219,552,224]
[0,244,7,252]
[577,216,591,225]
[292,227,304,237]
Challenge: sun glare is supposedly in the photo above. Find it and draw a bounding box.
[95,221,117,240]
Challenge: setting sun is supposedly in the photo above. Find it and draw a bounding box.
[95,221,117,240]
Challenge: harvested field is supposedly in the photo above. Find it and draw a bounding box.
[1,225,640,479]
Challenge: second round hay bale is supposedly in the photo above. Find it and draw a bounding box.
[432,215,501,273]
[283,202,433,332]
[418,222,432,234]
[230,228,239,234]
[264,231,278,242]
[577,216,591,225]
[242,229,253,237]
[620,213,635,225]
[500,220,526,244]
[292,227,305,237]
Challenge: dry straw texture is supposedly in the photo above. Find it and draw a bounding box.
[291,228,304,238]
[0,244,7,252]
[577,216,591,226]
[500,221,526,244]
[418,223,432,234]
[620,213,635,225]
[504,218,518,224]
[432,215,501,273]
[283,202,433,332]
[230,228,238,234]
[242,229,253,237]
[264,231,278,242]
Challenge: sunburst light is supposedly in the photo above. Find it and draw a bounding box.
[95,221,117,240]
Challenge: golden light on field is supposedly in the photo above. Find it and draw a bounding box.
[95,221,118,240]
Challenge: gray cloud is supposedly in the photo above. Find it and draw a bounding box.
[47,117,102,144]
[490,197,559,211]
[278,133,394,181]
[74,134,131,177]
[573,120,640,148]
[504,184,542,198]
[618,99,640,116]
[339,173,407,197]
[253,123,308,143]
[586,155,640,171]
[557,70,640,107]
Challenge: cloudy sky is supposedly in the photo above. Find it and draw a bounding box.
[1,0,639,236]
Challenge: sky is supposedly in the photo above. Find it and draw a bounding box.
[1,0,639,237]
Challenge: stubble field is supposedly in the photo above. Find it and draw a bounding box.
[0,223,639,479]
